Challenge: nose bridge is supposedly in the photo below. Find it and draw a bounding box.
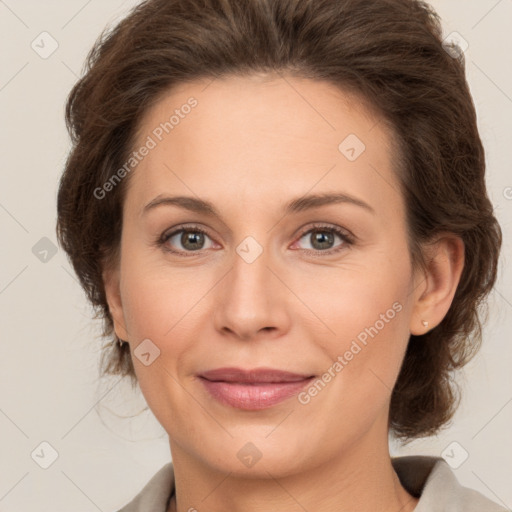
[229,234,275,309]
[213,232,288,337]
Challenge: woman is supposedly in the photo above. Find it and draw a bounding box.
[56,0,506,510]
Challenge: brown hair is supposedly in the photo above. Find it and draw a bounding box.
[56,0,502,441]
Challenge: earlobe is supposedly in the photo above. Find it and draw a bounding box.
[102,266,129,341]
[410,234,465,336]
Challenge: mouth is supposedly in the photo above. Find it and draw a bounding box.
[198,367,315,410]
[199,367,314,383]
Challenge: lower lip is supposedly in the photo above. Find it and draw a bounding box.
[199,377,314,410]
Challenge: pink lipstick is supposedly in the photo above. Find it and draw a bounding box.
[198,367,315,410]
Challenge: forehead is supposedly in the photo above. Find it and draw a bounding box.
[125,74,401,218]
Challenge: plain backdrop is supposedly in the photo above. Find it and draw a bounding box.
[0,0,511,510]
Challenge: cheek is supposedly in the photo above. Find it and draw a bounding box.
[298,260,409,350]
[120,253,204,341]
[118,257,216,393]
[321,303,408,404]
[298,296,411,448]
[118,262,203,427]
[308,256,412,401]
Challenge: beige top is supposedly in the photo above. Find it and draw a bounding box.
[116,455,508,511]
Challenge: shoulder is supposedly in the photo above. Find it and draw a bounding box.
[392,455,508,512]
[115,462,175,512]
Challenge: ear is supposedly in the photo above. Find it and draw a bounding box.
[409,233,465,335]
[102,265,129,341]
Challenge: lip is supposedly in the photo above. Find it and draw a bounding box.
[198,367,315,410]
[200,367,313,383]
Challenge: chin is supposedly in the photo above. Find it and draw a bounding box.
[193,431,320,479]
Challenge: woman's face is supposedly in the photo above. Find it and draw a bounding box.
[105,74,426,476]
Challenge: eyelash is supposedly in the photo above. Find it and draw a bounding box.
[156,223,355,257]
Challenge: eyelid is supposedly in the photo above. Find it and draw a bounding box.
[295,222,355,243]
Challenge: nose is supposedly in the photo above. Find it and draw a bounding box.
[213,241,292,341]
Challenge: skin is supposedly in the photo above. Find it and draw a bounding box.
[103,73,464,512]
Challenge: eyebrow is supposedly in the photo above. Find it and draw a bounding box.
[142,192,375,218]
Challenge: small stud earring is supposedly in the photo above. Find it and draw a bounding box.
[421,320,429,327]
[118,338,125,347]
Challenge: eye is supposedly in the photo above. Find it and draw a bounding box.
[156,222,354,257]
[159,225,217,255]
[293,224,354,255]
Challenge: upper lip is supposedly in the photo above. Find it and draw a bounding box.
[199,367,314,383]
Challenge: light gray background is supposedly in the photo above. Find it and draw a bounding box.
[0,0,511,510]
